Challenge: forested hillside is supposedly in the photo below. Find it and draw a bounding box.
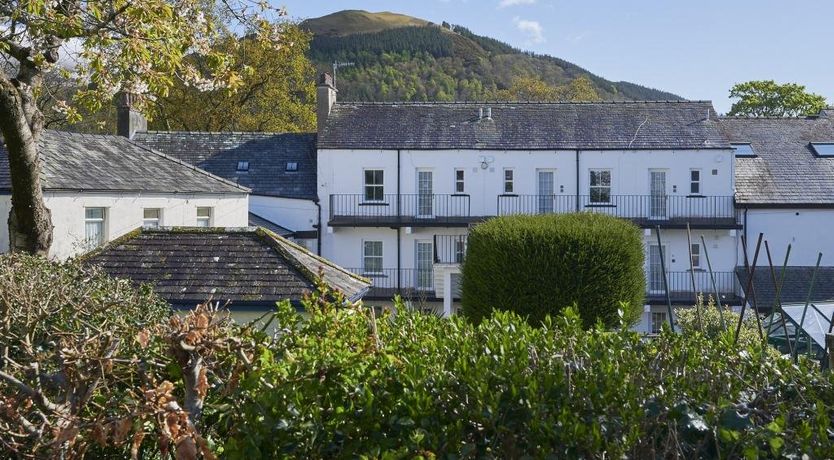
[303,10,682,102]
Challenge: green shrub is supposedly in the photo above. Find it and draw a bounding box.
[461,213,645,328]
[222,299,834,458]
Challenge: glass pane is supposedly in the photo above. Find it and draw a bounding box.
[197,207,211,217]
[732,143,756,157]
[85,208,104,220]
[85,221,103,247]
[810,143,834,156]
[196,219,209,228]
[144,208,160,219]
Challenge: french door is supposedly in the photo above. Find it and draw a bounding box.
[649,170,668,219]
[417,170,433,217]
[537,170,555,214]
[415,241,434,290]
[648,244,667,293]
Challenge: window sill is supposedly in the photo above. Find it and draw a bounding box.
[499,193,519,197]
[686,194,705,199]
[450,193,470,197]
[359,202,390,207]
[363,272,387,278]
[585,203,616,208]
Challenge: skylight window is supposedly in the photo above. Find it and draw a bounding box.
[810,143,834,157]
[286,162,298,172]
[731,143,756,158]
[236,161,250,172]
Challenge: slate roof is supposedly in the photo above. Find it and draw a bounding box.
[84,227,370,309]
[720,112,834,206]
[736,266,834,311]
[132,131,317,200]
[0,131,248,194]
[248,212,293,237]
[317,101,730,150]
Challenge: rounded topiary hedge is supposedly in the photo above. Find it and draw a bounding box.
[461,213,645,328]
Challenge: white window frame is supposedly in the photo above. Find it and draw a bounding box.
[454,168,465,194]
[690,169,702,195]
[589,169,612,204]
[690,243,701,269]
[196,207,213,227]
[362,240,384,275]
[363,169,384,202]
[84,207,106,249]
[651,311,667,334]
[143,208,162,229]
[503,168,514,194]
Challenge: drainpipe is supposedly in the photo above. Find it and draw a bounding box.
[397,149,402,293]
[315,198,322,255]
[575,149,581,211]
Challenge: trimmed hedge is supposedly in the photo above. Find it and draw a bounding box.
[461,213,645,328]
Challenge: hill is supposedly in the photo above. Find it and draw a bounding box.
[301,10,682,102]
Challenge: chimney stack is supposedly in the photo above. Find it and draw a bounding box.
[317,73,337,134]
[116,92,147,139]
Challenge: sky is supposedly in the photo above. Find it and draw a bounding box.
[275,0,834,114]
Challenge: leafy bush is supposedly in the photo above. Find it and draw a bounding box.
[222,298,834,458]
[461,213,645,328]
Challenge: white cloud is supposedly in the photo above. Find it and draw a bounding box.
[499,0,536,8]
[513,17,545,44]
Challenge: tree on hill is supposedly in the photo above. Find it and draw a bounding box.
[0,0,288,255]
[151,24,317,132]
[728,80,827,117]
[491,75,601,102]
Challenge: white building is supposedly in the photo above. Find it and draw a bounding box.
[721,110,834,309]
[0,130,250,260]
[315,74,742,332]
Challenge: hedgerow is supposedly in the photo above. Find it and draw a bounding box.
[220,291,834,459]
[461,213,645,328]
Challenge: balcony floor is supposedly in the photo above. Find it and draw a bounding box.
[330,215,739,229]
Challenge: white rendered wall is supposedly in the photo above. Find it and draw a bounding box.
[0,191,249,260]
[0,195,10,253]
[249,195,318,232]
[742,208,834,267]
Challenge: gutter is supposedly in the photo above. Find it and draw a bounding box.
[396,149,402,293]
[315,198,322,255]
[575,149,581,211]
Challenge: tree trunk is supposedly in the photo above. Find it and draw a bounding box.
[0,74,53,255]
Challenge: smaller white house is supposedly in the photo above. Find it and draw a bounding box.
[0,130,250,260]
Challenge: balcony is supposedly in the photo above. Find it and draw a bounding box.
[497,195,738,228]
[329,194,483,227]
[349,267,740,304]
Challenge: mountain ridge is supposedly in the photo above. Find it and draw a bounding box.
[301,10,683,103]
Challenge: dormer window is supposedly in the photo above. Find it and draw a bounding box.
[810,143,834,157]
[286,162,298,172]
[731,143,756,158]
[236,161,249,172]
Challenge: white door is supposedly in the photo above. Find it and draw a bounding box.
[537,170,555,214]
[650,170,667,219]
[415,241,434,290]
[649,245,667,293]
[417,170,433,217]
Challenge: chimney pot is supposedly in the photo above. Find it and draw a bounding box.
[486,107,492,120]
[478,107,483,119]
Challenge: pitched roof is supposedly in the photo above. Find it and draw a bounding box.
[736,266,834,311]
[132,131,317,200]
[0,130,248,194]
[317,101,730,151]
[248,212,293,237]
[720,112,834,206]
[83,227,370,309]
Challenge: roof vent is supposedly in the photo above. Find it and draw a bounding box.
[286,162,299,172]
[486,107,492,120]
[478,107,484,120]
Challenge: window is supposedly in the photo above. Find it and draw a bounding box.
[454,169,465,193]
[690,169,701,195]
[454,238,466,264]
[810,143,834,157]
[651,311,667,334]
[286,162,298,171]
[143,208,161,228]
[690,244,701,269]
[84,208,106,248]
[364,169,384,201]
[589,169,612,203]
[236,161,249,172]
[363,241,383,274]
[503,169,514,194]
[196,207,212,227]
[731,143,756,157]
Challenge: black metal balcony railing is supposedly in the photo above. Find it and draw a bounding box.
[646,271,738,303]
[349,267,739,303]
[497,195,736,227]
[330,194,477,226]
[434,234,467,264]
